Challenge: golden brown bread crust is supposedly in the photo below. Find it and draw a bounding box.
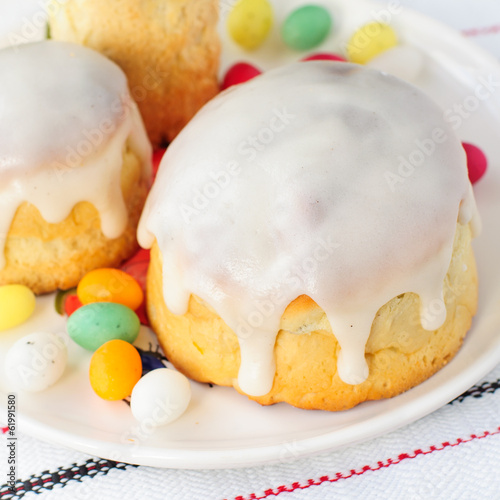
[48,0,221,147]
[146,223,478,411]
[0,147,148,294]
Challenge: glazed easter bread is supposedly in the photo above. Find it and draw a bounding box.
[0,41,151,294]
[138,62,480,411]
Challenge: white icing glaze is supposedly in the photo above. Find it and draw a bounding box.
[0,40,152,269]
[139,62,478,396]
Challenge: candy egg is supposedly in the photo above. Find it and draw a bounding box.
[282,5,332,51]
[463,142,488,184]
[0,284,36,332]
[120,248,150,290]
[347,22,398,64]
[77,268,144,311]
[130,368,191,426]
[89,339,142,401]
[227,0,273,51]
[67,302,140,351]
[221,62,262,90]
[302,52,346,62]
[5,332,67,392]
[54,288,76,315]
[64,294,83,317]
[138,348,166,376]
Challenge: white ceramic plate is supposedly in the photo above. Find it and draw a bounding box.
[1,0,500,469]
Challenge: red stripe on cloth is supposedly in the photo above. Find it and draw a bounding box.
[231,427,500,500]
[463,25,500,37]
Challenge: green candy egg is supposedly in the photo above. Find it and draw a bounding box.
[67,302,140,351]
[282,5,332,51]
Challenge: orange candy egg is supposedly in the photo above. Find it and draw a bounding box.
[77,268,144,311]
[89,339,142,401]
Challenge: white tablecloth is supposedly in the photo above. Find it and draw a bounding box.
[1,1,500,499]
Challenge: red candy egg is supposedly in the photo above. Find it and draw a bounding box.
[152,149,165,179]
[222,62,262,90]
[65,294,83,317]
[302,53,346,62]
[462,142,488,184]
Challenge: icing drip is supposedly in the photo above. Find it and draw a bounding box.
[0,41,152,270]
[139,62,478,396]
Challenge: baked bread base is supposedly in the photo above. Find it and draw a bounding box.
[147,223,477,411]
[49,0,220,147]
[0,146,148,294]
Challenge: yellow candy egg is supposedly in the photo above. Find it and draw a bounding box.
[89,339,142,401]
[77,268,144,311]
[347,23,398,65]
[227,0,273,51]
[0,284,36,332]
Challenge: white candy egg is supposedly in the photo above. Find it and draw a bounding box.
[131,368,191,426]
[5,332,68,392]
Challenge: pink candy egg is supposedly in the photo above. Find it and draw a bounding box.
[302,52,346,62]
[221,62,262,90]
[462,142,488,184]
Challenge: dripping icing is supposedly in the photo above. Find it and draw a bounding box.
[138,62,479,396]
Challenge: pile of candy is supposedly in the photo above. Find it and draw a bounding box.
[2,264,191,427]
[221,0,399,88]
[221,0,489,182]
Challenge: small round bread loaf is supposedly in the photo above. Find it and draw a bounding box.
[139,62,480,410]
[48,0,220,147]
[0,41,152,294]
